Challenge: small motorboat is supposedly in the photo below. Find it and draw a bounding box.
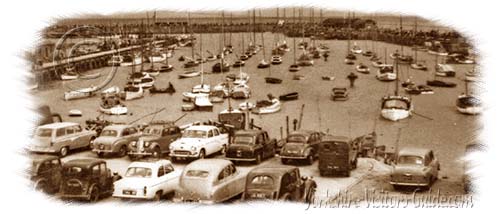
[79,72,101,80]
[231,84,251,99]
[356,64,370,74]
[159,64,174,72]
[194,94,213,112]
[149,82,175,94]
[232,60,245,67]
[265,77,282,84]
[362,50,374,57]
[251,94,281,115]
[372,61,384,68]
[271,56,283,65]
[257,60,270,69]
[68,109,82,117]
[410,62,428,71]
[376,65,396,81]
[178,70,201,79]
[124,85,144,100]
[456,94,482,115]
[99,94,128,115]
[279,92,299,101]
[289,64,301,72]
[332,87,349,101]
[426,80,457,88]
[293,75,305,80]
[322,76,335,81]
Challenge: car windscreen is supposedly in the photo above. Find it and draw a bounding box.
[100,129,118,137]
[287,135,306,143]
[398,155,424,165]
[320,142,348,153]
[143,127,162,135]
[185,170,209,178]
[249,175,274,187]
[182,130,207,138]
[125,167,152,178]
[35,128,52,137]
[234,136,254,145]
[63,166,88,176]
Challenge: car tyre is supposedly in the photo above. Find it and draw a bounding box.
[152,147,161,158]
[199,149,206,159]
[89,187,99,203]
[153,191,162,201]
[306,155,314,165]
[59,147,69,157]
[34,180,48,193]
[118,145,127,157]
[255,154,262,164]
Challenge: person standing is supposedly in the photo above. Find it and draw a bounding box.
[347,72,358,88]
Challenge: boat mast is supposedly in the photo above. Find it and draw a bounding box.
[200,32,204,86]
[140,19,145,73]
[147,12,154,70]
[399,15,404,55]
[220,11,226,79]
[414,16,418,62]
[293,8,297,65]
[188,12,194,60]
[347,11,351,54]
[253,9,256,46]
[395,58,399,96]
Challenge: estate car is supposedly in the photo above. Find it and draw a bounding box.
[280,130,322,165]
[30,122,97,157]
[92,124,142,157]
[225,129,277,164]
[243,166,316,203]
[128,122,182,159]
[390,147,440,189]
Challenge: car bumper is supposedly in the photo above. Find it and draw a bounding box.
[92,149,117,154]
[60,194,91,200]
[280,155,306,160]
[128,151,154,156]
[389,181,428,187]
[28,147,57,154]
[225,156,257,162]
[170,151,199,158]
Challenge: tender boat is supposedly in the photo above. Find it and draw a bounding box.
[271,56,283,65]
[372,61,384,68]
[232,60,245,67]
[99,94,128,115]
[257,59,270,69]
[279,92,299,101]
[159,64,174,72]
[362,50,374,57]
[456,94,482,115]
[322,76,335,81]
[231,84,251,99]
[178,70,201,79]
[289,64,301,72]
[332,87,349,101]
[376,65,396,81]
[123,85,144,101]
[356,64,370,74]
[240,54,250,61]
[404,84,434,95]
[293,75,305,80]
[410,61,428,71]
[251,95,281,115]
[351,45,362,54]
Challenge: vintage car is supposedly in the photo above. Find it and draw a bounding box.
[225,129,277,164]
[390,147,440,189]
[169,125,229,161]
[128,122,182,159]
[279,130,323,165]
[91,124,142,157]
[113,159,180,201]
[331,87,349,101]
[30,122,97,157]
[174,159,246,204]
[353,132,377,157]
[30,154,62,194]
[242,166,316,203]
[318,135,359,177]
[60,159,121,202]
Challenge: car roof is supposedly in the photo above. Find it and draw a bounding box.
[322,135,350,143]
[235,129,264,136]
[103,124,132,131]
[63,159,105,168]
[398,147,431,157]
[248,166,297,178]
[288,130,316,136]
[220,108,243,114]
[186,125,217,131]
[31,154,59,164]
[184,159,231,179]
[38,122,79,129]
[129,159,172,168]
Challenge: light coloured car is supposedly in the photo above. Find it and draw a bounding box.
[390,147,440,189]
[174,159,246,204]
[169,125,229,161]
[113,159,180,201]
[30,122,97,157]
[91,124,142,157]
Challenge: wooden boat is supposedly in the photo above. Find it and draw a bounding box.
[435,64,456,77]
[279,92,299,101]
[107,55,124,66]
[60,72,78,81]
[194,94,213,111]
[232,60,245,67]
[252,98,281,115]
[212,62,230,72]
[362,50,374,57]
[356,64,370,74]
[99,94,128,115]
[239,102,256,111]
[376,65,396,81]
[404,84,434,95]
[426,80,457,88]
[271,56,283,65]
[149,82,175,94]
[257,59,270,68]
[410,61,428,71]
[184,60,200,68]
[351,44,362,54]
[293,75,305,80]
[231,84,251,99]
[265,77,282,84]
[372,61,384,68]
[457,95,482,115]
[178,70,201,79]
[322,76,335,81]
[124,85,144,100]
[289,64,300,72]
[159,64,173,72]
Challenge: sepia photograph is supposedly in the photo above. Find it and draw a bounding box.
[1,0,498,213]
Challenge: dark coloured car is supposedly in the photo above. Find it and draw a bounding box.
[318,135,359,177]
[279,130,322,165]
[60,159,121,202]
[30,154,62,194]
[225,130,277,164]
[128,122,182,159]
[353,132,377,157]
[242,166,316,203]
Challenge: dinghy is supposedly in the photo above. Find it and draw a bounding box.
[456,95,482,115]
[332,88,349,101]
[289,64,300,72]
[376,65,396,81]
[99,94,128,115]
[149,82,175,94]
[60,71,79,81]
[322,76,335,81]
[356,64,370,74]
[124,85,144,100]
[257,59,270,69]
[159,64,173,72]
[279,92,299,101]
[232,60,245,67]
[194,94,213,111]
[265,77,282,84]
[68,109,83,117]
[435,64,456,77]
[252,97,281,115]
[64,86,98,101]
[426,80,457,88]
[271,56,283,65]
[239,102,256,111]
[178,70,201,79]
[372,61,384,68]
[231,84,251,99]
[410,61,428,71]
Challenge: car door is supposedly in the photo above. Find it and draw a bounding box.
[50,158,62,187]
[205,129,216,155]
[212,128,223,150]
[262,132,273,158]
[428,151,439,177]
[162,164,179,192]
[54,127,72,150]
[72,125,88,148]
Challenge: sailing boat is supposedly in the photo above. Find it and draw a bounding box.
[184,12,200,69]
[410,17,428,71]
[232,32,246,67]
[297,8,314,66]
[289,8,301,72]
[380,58,413,121]
[456,78,482,115]
[391,15,414,65]
[159,24,174,72]
[213,11,230,73]
[376,48,396,81]
[257,10,270,69]
[345,11,356,65]
[426,55,457,87]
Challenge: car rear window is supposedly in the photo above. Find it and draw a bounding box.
[234,136,254,145]
[143,127,162,135]
[63,166,86,176]
[321,142,348,153]
[287,135,306,143]
[250,175,274,186]
[183,130,207,138]
[100,130,118,137]
[36,128,53,137]
[398,155,424,165]
[185,170,209,178]
[125,167,152,178]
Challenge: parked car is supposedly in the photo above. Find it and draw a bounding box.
[174,159,246,204]
[242,166,316,203]
[113,159,180,201]
[352,131,377,157]
[128,122,182,159]
[60,159,121,202]
[331,87,349,101]
[30,154,62,194]
[30,122,97,157]
[225,129,277,164]
[279,130,322,165]
[390,147,440,190]
[169,125,229,161]
[318,135,359,177]
[91,124,142,157]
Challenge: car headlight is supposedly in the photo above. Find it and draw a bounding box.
[191,146,197,151]
[130,141,137,147]
[144,141,151,147]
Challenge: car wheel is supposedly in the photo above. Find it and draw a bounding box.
[306,186,316,203]
[59,147,68,157]
[220,145,227,155]
[152,147,161,158]
[34,180,47,193]
[281,158,288,165]
[89,187,99,203]
[344,170,350,177]
[153,191,162,201]
[306,155,314,165]
[97,152,105,158]
[255,154,262,164]
[199,149,206,159]
[118,145,127,157]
